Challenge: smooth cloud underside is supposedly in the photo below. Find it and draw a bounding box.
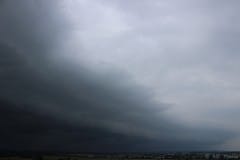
[0,0,238,151]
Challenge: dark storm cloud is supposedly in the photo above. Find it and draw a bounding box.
[0,0,235,151]
[0,97,230,152]
[0,99,156,152]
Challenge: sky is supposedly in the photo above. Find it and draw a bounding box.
[0,0,240,152]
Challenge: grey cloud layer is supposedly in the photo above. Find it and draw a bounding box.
[0,0,238,151]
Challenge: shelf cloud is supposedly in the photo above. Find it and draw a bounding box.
[0,0,239,151]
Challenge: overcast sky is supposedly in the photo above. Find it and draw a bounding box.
[0,0,240,152]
